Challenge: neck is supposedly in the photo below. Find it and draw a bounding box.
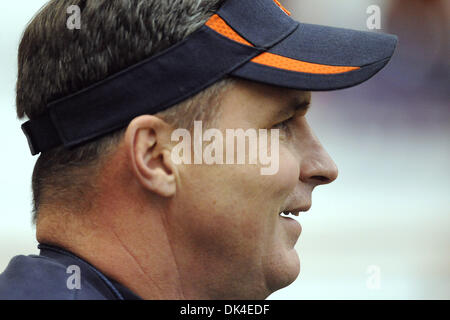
[36,203,186,299]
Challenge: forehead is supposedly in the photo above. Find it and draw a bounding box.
[219,79,311,127]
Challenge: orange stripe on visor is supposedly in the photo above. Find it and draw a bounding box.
[205,14,360,75]
[273,0,291,16]
[252,52,360,74]
[205,14,253,46]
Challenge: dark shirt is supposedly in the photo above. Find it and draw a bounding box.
[0,243,142,300]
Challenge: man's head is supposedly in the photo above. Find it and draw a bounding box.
[16,0,396,299]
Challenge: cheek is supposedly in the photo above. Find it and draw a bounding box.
[172,164,273,271]
[275,147,300,195]
[173,144,299,243]
[175,160,285,236]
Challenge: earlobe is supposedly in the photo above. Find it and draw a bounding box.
[125,115,177,197]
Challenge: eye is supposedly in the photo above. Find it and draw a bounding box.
[272,117,294,140]
[273,117,293,131]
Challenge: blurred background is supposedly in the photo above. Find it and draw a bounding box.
[0,0,449,299]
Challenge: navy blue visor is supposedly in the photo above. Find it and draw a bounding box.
[22,0,398,155]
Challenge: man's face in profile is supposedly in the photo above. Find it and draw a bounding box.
[165,79,338,298]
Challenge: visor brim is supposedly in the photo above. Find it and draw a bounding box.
[231,23,398,91]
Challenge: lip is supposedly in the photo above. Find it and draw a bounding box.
[279,214,302,239]
[279,204,311,216]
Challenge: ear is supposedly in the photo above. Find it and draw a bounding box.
[124,115,177,197]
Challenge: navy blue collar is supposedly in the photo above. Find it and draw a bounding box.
[38,243,142,300]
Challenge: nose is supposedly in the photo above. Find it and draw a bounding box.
[299,135,339,186]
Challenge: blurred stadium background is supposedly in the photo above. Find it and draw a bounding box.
[0,0,448,299]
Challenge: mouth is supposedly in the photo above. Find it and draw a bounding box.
[278,207,305,240]
[279,212,298,218]
[278,205,311,218]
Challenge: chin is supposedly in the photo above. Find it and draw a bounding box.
[264,248,301,294]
